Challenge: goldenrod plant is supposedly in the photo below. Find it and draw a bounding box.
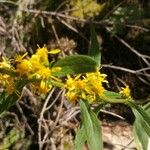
[0,24,150,150]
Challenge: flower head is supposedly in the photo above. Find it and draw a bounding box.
[0,74,15,94]
[36,67,51,79]
[85,70,107,96]
[29,66,62,94]
[39,80,52,94]
[120,85,131,99]
[65,70,108,103]
[16,59,32,75]
[15,53,28,63]
[0,57,11,69]
[36,46,49,66]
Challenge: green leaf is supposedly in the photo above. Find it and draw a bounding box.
[80,100,103,150]
[0,93,19,114]
[144,102,150,110]
[53,55,97,77]
[89,23,101,67]
[133,116,149,150]
[128,101,150,128]
[99,91,125,104]
[104,91,122,99]
[128,101,150,150]
[74,125,87,150]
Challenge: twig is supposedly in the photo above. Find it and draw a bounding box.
[40,89,65,146]
[137,76,150,86]
[23,87,37,105]
[125,24,149,32]
[45,89,64,111]
[53,89,65,127]
[38,88,55,150]
[55,0,68,12]
[100,109,125,120]
[106,27,150,66]
[51,23,60,44]
[20,8,108,25]
[102,64,150,77]
[56,16,88,41]
[125,138,134,148]
[60,107,80,125]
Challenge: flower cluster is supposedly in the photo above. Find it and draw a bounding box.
[69,0,105,19]
[0,74,15,94]
[0,57,16,94]
[0,46,132,103]
[65,70,108,103]
[0,46,61,94]
[119,85,131,99]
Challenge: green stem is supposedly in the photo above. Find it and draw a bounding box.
[50,80,64,88]
[99,95,129,104]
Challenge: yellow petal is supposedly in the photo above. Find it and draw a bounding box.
[48,49,61,54]
[15,52,28,62]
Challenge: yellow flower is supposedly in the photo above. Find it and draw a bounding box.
[39,80,52,94]
[0,74,15,94]
[65,75,75,86]
[76,80,86,90]
[33,67,51,94]
[65,75,80,89]
[85,93,96,103]
[36,67,51,79]
[31,66,62,94]
[0,57,11,69]
[35,46,49,65]
[31,81,52,94]
[66,91,77,102]
[85,70,107,96]
[65,70,108,103]
[120,85,131,98]
[0,45,62,95]
[29,54,42,71]
[86,70,108,84]
[16,59,32,75]
[15,53,28,63]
